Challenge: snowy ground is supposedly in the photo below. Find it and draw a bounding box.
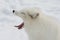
[0,0,60,40]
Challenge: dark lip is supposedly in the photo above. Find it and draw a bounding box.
[14,22,24,29]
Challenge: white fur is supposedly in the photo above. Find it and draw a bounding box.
[14,7,60,40]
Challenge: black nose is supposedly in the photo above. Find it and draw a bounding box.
[12,10,15,13]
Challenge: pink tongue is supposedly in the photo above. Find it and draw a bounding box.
[15,22,24,29]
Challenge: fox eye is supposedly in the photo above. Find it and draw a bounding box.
[21,12,25,15]
[36,13,39,16]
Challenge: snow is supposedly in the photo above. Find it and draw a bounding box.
[0,0,60,40]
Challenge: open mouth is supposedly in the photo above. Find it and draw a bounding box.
[12,10,24,29]
[14,22,24,29]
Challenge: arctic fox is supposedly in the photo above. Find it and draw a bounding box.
[13,7,60,40]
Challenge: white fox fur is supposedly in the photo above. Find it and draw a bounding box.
[13,7,60,40]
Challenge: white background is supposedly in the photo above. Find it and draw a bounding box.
[0,0,60,40]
